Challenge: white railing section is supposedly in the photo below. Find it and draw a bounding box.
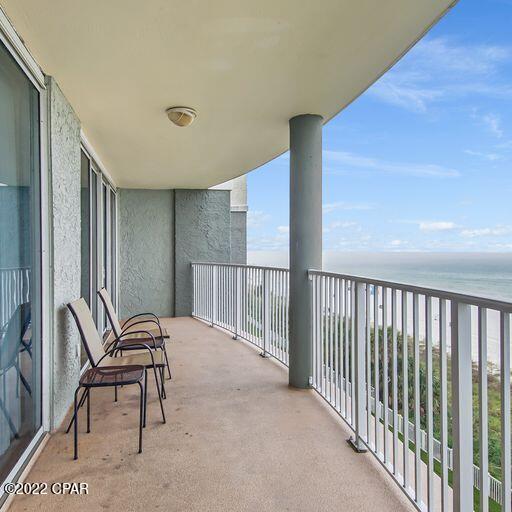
[192,263,289,366]
[192,263,512,512]
[0,267,30,329]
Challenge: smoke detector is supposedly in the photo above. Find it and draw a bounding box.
[166,106,197,127]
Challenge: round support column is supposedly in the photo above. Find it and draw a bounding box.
[289,114,322,388]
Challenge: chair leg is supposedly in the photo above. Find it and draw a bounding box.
[73,387,80,460]
[114,385,118,402]
[163,346,171,380]
[143,369,148,428]
[159,366,166,399]
[86,389,91,433]
[66,388,88,434]
[151,365,166,424]
[138,381,144,453]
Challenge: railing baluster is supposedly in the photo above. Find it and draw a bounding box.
[323,276,327,395]
[327,277,333,403]
[334,277,340,411]
[316,275,321,390]
[413,292,421,504]
[500,311,511,512]
[402,291,409,492]
[374,285,380,457]
[439,298,449,511]
[312,274,317,387]
[366,284,372,446]
[351,282,356,425]
[392,289,398,475]
[345,279,350,417]
[262,269,270,357]
[426,296,434,511]
[383,287,389,465]
[348,281,367,453]
[479,307,489,512]
[451,301,474,512]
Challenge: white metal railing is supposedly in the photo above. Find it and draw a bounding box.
[192,263,289,365]
[192,263,512,512]
[0,267,30,329]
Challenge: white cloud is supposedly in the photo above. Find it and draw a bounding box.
[329,221,358,230]
[389,239,407,247]
[368,37,512,112]
[248,234,288,251]
[464,149,502,161]
[419,221,458,232]
[323,201,375,214]
[482,113,504,138]
[324,150,460,178]
[323,221,360,234]
[460,226,512,238]
[276,225,289,234]
[369,71,443,113]
[247,210,270,229]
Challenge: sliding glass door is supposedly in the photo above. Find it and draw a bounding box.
[0,39,42,482]
[80,150,116,344]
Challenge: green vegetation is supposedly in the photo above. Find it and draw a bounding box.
[322,317,506,506]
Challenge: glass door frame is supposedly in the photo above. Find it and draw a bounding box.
[0,9,50,500]
[79,141,118,339]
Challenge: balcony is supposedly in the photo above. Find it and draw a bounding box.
[7,262,511,512]
[8,315,411,512]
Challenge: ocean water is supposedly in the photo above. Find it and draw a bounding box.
[248,251,512,365]
[248,251,512,302]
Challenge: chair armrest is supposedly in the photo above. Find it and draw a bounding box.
[122,313,160,330]
[120,319,163,339]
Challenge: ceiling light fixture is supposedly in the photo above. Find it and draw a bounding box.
[166,106,197,127]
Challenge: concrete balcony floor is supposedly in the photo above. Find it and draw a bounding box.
[10,317,412,512]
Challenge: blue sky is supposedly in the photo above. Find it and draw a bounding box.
[247,0,512,253]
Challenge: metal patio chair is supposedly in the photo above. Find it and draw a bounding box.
[72,364,145,459]
[66,298,166,455]
[98,288,172,379]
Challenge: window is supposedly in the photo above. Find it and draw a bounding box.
[0,38,42,482]
[79,148,117,346]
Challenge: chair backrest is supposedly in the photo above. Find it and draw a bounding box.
[67,298,104,367]
[0,302,31,371]
[97,288,122,338]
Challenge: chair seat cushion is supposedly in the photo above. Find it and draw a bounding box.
[100,350,165,368]
[80,365,144,387]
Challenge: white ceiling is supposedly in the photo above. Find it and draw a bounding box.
[2,0,455,189]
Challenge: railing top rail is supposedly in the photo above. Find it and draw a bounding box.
[308,268,512,312]
[191,262,290,273]
[191,261,512,311]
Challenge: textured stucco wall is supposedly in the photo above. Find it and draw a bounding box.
[118,189,174,318]
[48,78,81,429]
[230,211,247,264]
[174,190,231,316]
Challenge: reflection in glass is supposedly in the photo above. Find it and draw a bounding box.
[0,40,41,481]
[80,151,90,367]
[110,189,116,310]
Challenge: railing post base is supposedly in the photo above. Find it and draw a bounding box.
[259,351,270,358]
[347,437,367,453]
[232,335,238,340]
